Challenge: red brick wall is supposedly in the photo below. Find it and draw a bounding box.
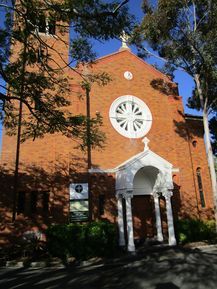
[0,48,214,244]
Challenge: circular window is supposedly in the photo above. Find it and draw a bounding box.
[124,71,133,80]
[109,95,152,138]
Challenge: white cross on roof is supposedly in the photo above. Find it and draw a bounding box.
[142,137,150,151]
[120,30,130,49]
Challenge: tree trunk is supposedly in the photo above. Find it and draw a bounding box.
[195,74,217,229]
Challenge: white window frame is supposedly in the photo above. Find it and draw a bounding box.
[109,95,152,138]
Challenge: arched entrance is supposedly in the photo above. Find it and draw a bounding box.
[132,166,159,241]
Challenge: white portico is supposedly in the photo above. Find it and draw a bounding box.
[116,138,177,252]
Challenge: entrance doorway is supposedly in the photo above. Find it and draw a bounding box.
[132,195,155,241]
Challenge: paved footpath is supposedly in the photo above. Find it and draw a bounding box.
[0,246,217,289]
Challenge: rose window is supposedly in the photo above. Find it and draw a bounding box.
[109,95,152,138]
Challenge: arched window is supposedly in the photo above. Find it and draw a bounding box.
[192,140,197,148]
[17,191,25,214]
[28,12,56,35]
[42,191,49,213]
[31,191,37,213]
[196,168,206,208]
[99,194,105,216]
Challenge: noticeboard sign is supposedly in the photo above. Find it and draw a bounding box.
[69,183,88,200]
[69,200,89,222]
[69,211,89,222]
[70,200,89,212]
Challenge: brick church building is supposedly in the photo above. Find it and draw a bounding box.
[0,24,214,251]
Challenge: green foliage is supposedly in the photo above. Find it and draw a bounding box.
[177,218,217,244]
[46,221,118,260]
[132,0,217,113]
[0,0,133,145]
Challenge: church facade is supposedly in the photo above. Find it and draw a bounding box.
[0,39,214,250]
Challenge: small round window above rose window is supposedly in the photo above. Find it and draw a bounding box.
[109,95,152,138]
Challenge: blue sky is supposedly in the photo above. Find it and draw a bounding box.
[89,0,196,115]
[0,0,197,152]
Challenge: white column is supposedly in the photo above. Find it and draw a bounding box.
[163,190,177,246]
[124,192,135,252]
[117,193,125,246]
[153,192,163,242]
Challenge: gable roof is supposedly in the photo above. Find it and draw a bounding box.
[95,49,173,82]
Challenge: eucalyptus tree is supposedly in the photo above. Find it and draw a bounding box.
[132,0,217,224]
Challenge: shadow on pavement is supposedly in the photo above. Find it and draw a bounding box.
[0,247,217,289]
[155,283,179,289]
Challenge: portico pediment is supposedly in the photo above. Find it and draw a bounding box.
[115,140,173,193]
[116,149,173,172]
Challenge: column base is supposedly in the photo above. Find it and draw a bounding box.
[127,243,136,252]
[157,235,164,242]
[169,237,177,246]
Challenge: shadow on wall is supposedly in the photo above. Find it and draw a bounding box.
[173,110,204,141]
[0,153,214,248]
[90,173,117,223]
[0,161,199,247]
[0,155,87,246]
[0,155,118,247]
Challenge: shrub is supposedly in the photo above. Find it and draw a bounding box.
[85,221,118,258]
[176,218,217,244]
[46,220,118,260]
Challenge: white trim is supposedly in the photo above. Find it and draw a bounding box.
[89,168,117,173]
[172,168,180,173]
